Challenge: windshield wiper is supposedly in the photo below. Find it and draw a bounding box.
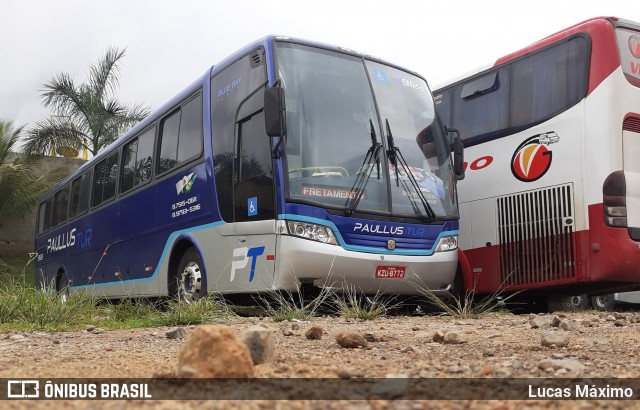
[345,119,382,216]
[385,119,436,221]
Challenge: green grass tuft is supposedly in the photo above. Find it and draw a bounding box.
[0,278,96,330]
[412,273,518,319]
[333,283,399,320]
[256,285,334,322]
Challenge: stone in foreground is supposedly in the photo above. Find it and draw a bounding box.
[336,332,368,348]
[305,326,323,340]
[240,326,275,365]
[178,325,254,377]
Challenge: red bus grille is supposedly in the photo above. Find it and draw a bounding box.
[623,116,640,133]
[497,184,576,286]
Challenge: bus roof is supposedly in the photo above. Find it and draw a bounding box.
[494,16,613,65]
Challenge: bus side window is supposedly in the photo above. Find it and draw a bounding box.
[52,184,70,227]
[511,37,588,128]
[433,89,452,130]
[121,126,155,193]
[158,110,181,174]
[69,171,91,218]
[92,152,119,208]
[452,67,509,144]
[38,197,54,234]
[157,95,203,175]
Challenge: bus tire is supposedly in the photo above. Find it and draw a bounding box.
[56,272,70,304]
[174,247,206,303]
[591,294,615,311]
[548,295,589,312]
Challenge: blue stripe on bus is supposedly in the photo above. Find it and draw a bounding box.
[69,221,224,289]
[278,213,458,256]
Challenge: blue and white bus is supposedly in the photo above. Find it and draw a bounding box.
[34,36,464,302]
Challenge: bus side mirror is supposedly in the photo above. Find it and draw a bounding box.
[446,127,465,181]
[264,86,286,137]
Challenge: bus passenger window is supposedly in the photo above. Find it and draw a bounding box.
[121,127,155,193]
[158,111,180,174]
[121,138,138,193]
[177,97,202,164]
[157,94,203,175]
[69,171,91,218]
[92,152,119,207]
[52,185,70,227]
[511,37,588,128]
[38,197,53,234]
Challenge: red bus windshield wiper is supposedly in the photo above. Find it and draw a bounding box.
[385,119,436,221]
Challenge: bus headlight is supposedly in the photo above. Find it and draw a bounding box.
[435,235,458,252]
[285,221,338,245]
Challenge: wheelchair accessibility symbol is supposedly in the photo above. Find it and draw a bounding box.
[248,197,258,217]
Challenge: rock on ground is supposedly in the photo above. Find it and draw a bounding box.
[538,358,585,373]
[305,326,323,340]
[336,332,368,348]
[178,325,254,377]
[240,326,275,365]
[541,331,570,347]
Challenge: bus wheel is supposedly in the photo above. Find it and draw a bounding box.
[57,273,69,304]
[548,295,589,312]
[176,248,205,304]
[591,294,615,311]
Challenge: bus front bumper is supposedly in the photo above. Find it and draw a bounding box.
[275,235,458,295]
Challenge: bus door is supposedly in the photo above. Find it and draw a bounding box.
[209,49,277,292]
[216,108,277,293]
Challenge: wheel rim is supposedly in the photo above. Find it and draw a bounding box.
[594,295,613,309]
[570,295,585,308]
[58,277,69,304]
[59,290,69,304]
[178,261,202,303]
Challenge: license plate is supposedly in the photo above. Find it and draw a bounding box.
[375,266,406,279]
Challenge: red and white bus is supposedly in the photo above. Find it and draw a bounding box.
[433,16,640,310]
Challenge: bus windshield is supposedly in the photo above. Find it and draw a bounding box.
[276,42,458,220]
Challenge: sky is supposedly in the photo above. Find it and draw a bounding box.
[1,0,636,133]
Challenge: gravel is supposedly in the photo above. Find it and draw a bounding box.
[1,311,639,409]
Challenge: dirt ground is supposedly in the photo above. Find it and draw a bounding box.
[2,310,640,409]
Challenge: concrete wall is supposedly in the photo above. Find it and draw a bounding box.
[0,154,86,256]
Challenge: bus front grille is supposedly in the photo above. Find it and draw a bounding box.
[497,183,576,286]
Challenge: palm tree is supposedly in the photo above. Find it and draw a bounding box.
[0,120,56,224]
[22,47,150,157]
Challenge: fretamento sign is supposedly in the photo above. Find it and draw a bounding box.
[301,185,365,200]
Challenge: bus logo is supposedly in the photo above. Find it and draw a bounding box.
[510,132,559,182]
[387,239,396,250]
[176,173,197,195]
[629,35,640,59]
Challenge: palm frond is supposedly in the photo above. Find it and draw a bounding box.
[0,163,60,223]
[89,46,126,100]
[23,118,90,157]
[25,46,150,157]
[0,120,25,164]
[41,73,83,117]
